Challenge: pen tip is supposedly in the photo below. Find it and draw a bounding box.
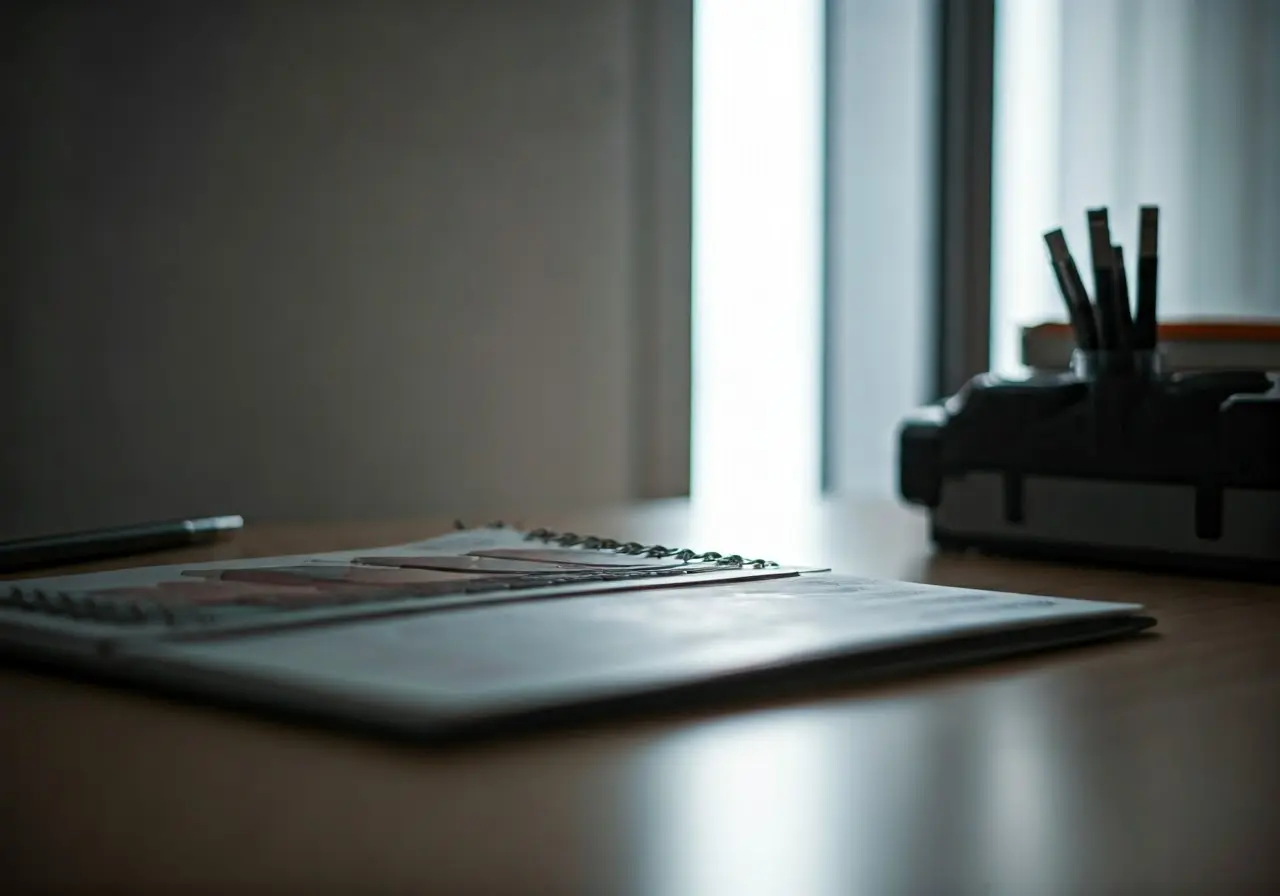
[1140,206,1160,255]
[1088,221,1114,261]
[1044,229,1070,261]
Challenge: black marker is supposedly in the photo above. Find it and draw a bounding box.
[1087,208,1117,351]
[1044,229,1098,351]
[1111,244,1135,352]
[1135,206,1160,349]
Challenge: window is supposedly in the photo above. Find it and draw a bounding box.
[992,0,1280,376]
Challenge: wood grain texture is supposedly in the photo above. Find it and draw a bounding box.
[3,498,1279,894]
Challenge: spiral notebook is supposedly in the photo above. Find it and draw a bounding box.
[0,525,1154,740]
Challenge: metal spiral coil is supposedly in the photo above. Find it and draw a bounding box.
[451,520,777,568]
[520,527,778,569]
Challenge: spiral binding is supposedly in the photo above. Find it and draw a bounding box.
[451,521,778,569]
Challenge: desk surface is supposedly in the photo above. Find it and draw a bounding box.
[5,498,1280,893]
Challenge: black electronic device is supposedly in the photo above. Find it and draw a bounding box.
[899,207,1280,578]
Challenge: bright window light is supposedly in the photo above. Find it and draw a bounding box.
[691,0,825,504]
[991,0,1063,375]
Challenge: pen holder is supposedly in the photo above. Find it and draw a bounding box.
[1070,348,1164,379]
[1070,348,1167,442]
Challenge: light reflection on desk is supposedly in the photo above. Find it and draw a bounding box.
[631,698,945,896]
[623,676,1102,895]
[976,682,1063,892]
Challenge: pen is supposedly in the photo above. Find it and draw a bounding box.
[1111,244,1135,353]
[1087,208,1117,351]
[0,515,244,574]
[1044,228,1099,351]
[1135,206,1160,349]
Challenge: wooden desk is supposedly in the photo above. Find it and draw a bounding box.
[5,498,1280,893]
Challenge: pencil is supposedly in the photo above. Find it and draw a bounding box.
[1135,206,1160,349]
[1086,208,1117,351]
[1044,229,1099,351]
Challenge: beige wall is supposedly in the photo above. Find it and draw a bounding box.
[1,0,691,537]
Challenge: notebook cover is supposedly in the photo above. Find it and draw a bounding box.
[1,527,1153,742]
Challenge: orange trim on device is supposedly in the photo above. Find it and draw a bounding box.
[1027,319,1280,343]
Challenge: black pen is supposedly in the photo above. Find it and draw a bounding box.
[1111,244,1135,353]
[1044,229,1099,351]
[0,515,244,574]
[1087,209,1117,351]
[1135,206,1160,349]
